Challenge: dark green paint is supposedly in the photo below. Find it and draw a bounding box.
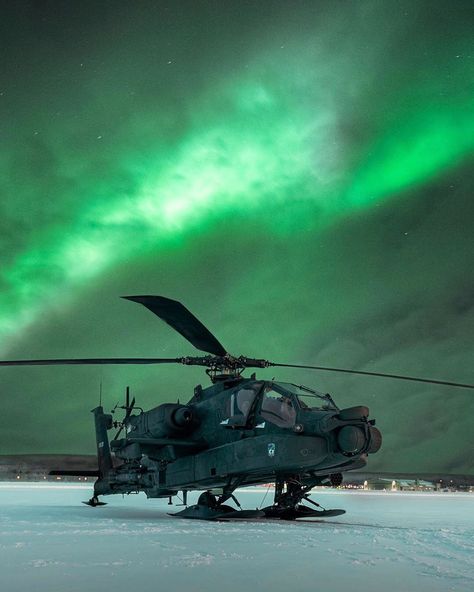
[88,376,377,517]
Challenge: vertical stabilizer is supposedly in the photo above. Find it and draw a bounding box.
[92,406,113,477]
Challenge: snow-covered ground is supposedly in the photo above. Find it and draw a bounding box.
[0,483,473,592]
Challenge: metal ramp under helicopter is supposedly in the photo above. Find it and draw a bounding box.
[1,295,473,521]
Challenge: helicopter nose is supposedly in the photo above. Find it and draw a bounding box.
[337,425,366,454]
[337,424,382,455]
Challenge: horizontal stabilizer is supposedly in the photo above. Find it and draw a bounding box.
[111,437,207,449]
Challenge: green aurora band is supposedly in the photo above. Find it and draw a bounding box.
[1,34,472,352]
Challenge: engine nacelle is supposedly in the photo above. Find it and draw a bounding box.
[144,403,195,438]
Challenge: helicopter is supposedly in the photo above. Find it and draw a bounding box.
[1,295,473,521]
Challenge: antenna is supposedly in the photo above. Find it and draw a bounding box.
[99,378,103,407]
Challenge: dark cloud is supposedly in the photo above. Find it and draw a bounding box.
[0,1,472,474]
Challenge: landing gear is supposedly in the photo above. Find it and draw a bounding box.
[173,479,264,520]
[171,475,345,521]
[173,491,246,520]
[197,490,219,508]
[261,476,345,520]
[83,495,107,507]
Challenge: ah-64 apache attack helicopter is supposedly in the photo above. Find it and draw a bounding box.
[1,296,473,521]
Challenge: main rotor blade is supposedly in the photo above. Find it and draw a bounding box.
[123,295,227,357]
[0,358,183,366]
[270,363,474,390]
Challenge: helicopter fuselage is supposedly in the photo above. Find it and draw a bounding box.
[95,377,381,499]
[3,293,469,517]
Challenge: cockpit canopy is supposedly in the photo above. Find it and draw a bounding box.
[226,381,338,428]
[277,382,338,412]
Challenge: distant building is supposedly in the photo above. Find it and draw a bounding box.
[0,455,96,482]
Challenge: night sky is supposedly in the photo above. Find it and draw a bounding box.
[1,1,473,473]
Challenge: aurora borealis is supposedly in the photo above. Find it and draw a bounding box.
[1,1,473,472]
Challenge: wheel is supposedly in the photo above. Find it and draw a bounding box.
[197,491,218,508]
[329,473,343,487]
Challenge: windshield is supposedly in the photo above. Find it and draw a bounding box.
[274,382,338,411]
[227,382,263,419]
[260,386,297,428]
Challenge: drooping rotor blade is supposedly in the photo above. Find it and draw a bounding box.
[268,362,474,390]
[123,295,227,357]
[0,358,183,367]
